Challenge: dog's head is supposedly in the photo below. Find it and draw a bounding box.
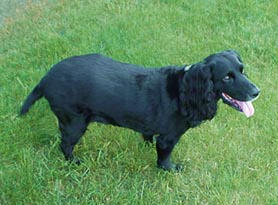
[204,50,260,117]
[180,50,260,123]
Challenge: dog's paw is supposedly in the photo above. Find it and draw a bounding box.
[157,162,183,172]
[68,157,82,165]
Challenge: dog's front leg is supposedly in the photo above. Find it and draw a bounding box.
[156,134,182,171]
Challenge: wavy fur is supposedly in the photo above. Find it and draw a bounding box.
[179,63,217,127]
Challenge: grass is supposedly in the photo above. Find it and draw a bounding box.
[1,0,278,204]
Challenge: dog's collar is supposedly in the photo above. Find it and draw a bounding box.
[184,64,192,72]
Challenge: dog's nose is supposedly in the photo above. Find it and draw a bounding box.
[252,88,260,98]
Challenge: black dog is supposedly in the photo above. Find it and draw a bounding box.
[20,50,260,171]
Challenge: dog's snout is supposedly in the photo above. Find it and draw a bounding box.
[251,88,260,98]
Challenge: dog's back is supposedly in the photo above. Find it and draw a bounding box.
[20,54,165,132]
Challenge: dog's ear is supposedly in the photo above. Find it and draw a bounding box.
[179,63,217,126]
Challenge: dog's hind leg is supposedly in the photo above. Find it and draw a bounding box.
[55,111,88,164]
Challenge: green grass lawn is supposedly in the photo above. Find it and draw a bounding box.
[1,0,278,204]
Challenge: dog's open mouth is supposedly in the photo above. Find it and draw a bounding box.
[222,93,255,118]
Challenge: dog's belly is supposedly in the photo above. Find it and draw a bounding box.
[91,114,120,126]
[90,112,155,135]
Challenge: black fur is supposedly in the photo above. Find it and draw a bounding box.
[20,50,260,171]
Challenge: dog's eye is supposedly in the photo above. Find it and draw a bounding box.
[223,75,231,81]
[223,73,234,81]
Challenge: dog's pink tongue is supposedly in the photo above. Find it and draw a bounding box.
[237,101,254,117]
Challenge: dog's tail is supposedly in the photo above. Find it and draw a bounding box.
[20,84,43,115]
